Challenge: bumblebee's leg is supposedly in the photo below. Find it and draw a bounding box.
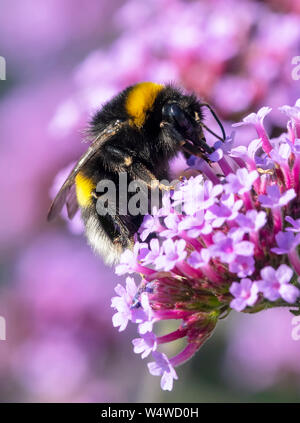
[102,144,171,190]
[181,141,211,160]
[102,144,135,170]
[129,163,175,191]
[103,144,174,191]
[96,212,134,250]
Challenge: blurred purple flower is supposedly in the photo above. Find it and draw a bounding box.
[271,231,300,255]
[160,213,182,238]
[286,216,300,233]
[257,264,299,303]
[259,185,296,208]
[225,309,300,391]
[236,210,267,233]
[178,212,212,238]
[233,106,272,127]
[13,333,89,399]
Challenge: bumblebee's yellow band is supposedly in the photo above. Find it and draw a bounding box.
[125,82,164,128]
[75,172,95,207]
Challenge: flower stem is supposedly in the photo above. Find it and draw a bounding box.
[272,207,282,232]
[289,248,300,276]
[242,192,253,210]
[169,342,200,367]
[157,328,188,345]
[218,157,234,176]
[196,160,220,184]
[255,125,273,154]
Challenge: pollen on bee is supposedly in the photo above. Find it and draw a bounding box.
[124,156,132,166]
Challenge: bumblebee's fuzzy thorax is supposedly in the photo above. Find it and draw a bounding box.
[125,82,164,128]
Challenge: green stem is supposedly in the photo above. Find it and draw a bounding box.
[242,299,300,314]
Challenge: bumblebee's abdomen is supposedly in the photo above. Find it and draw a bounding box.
[75,172,96,208]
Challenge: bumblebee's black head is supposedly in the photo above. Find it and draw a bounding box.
[124,82,224,159]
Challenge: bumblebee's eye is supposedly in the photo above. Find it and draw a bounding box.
[162,102,215,155]
[162,103,191,132]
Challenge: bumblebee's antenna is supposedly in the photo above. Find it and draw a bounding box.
[199,103,226,142]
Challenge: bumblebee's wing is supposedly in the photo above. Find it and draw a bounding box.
[47,120,125,221]
[66,184,78,219]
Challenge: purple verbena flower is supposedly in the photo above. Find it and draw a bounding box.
[137,292,155,334]
[142,238,162,268]
[279,100,300,121]
[111,277,138,332]
[286,216,300,233]
[230,278,259,311]
[257,264,300,304]
[160,213,182,238]
[206,193,243,228]
[187,249,211,269]
[259,185,296,209]
[138,208,163,241]
[229,256,255,278]
[178,211,212,238]
[132,332,157,359]
[115,242,149,276]
[210,230,254,264]
[271,231,300,255]
[224,168,258,195]
[233,106,272,127]
[147,351,178,391]
[236,210,267,232]
[232,106,273,153]
[155,239,187,272]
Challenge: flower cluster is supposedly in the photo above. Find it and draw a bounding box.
[112,101,300,391]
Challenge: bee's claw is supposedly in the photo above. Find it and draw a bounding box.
[159,183,175,191]
[91,191,98,200]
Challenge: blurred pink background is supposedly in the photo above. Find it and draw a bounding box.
[1,0,300,402]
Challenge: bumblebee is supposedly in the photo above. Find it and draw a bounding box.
[48,82,225,264]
